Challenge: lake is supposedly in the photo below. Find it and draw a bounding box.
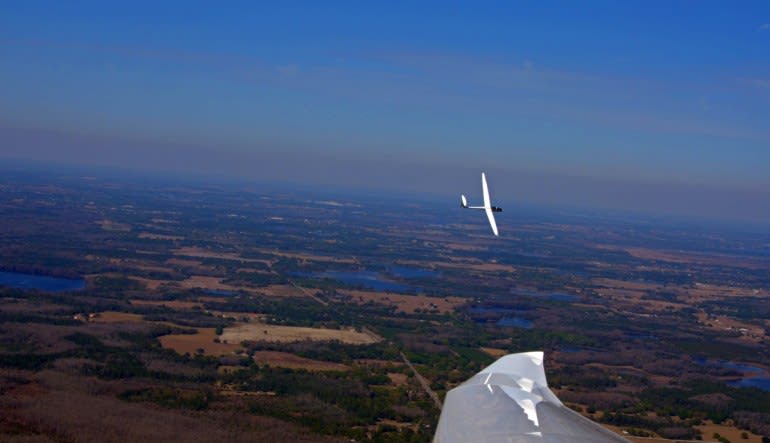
[0,270,85,292]
[694,357,770,392]
[729,376,770,391]
[299,271,412,292]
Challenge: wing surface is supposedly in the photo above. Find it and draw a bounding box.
[433,351,630,443]
[481,173,498,235]
[485,207,499,236]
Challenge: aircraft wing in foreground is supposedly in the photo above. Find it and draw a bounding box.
[461,172,501,236]
[433,351,630,443]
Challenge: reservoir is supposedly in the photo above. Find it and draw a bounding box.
[0,271,85,292]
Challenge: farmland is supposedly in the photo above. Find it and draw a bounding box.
[1,169,770,442]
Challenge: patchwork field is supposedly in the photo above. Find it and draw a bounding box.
[260,284,310,297]
[158,328,241,356]
[386,372,408,386]
[257,249,358,265]
[251,351,349,371]
[138,232,184,241]
[90,312,145,323]
[398,259,516,273]
[126,274,256,293]
[158,322,380,357]
[220,322,381,345]
[338,289,466,314]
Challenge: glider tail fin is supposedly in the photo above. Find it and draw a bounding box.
[461,195,468,208]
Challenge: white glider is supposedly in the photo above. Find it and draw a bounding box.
[461,172,502,236]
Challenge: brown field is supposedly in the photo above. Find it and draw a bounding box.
[479,347,508,358]
[209,312,265,322]
[128,275,259,294]
[605,425,763,443]
[688,282,770,300]
[96,220,131,232]
[259,284,307,297]
[138,232,184,241]
[338,290,466,314]
[129,277,168,291]
[251,351,349,371]
[257,249,357,264]
[165,258,202,267]
[387,372,408,386]
[158,328,241,356]
[696,420,762,443]
[179,275,241,291]
[220,322,381,345]
[90,312,144,323]
[600,416,761,443]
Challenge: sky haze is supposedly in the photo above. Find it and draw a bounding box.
[1,1,769,222]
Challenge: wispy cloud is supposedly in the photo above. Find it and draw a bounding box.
[760,22,770,30]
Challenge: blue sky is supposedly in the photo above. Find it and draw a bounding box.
[1,1,769,221]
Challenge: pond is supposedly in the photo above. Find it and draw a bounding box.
[0,270,85,292]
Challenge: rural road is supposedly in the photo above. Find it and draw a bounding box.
[400,351,443,409]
